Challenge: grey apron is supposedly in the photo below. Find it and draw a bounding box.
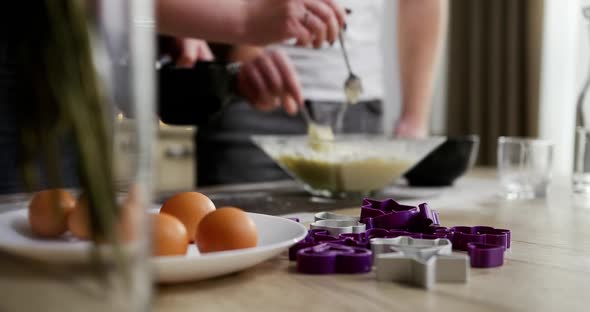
[196,99,383,186]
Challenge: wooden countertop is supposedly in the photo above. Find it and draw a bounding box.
[1,168,590,312]
[156,169,590,312]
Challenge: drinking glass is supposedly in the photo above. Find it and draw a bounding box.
[497,137,553,200]
[573,127,590,194]
[575,5,590,195]
[0,1,155,311]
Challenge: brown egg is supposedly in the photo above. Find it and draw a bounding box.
[152,213,189,256]
[28,189,76,238]
[196,207,258,253]
[160,192,216,242]
[68,195,138,242]
[67,197,91,240]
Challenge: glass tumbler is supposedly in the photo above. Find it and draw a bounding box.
[497,137,554,200]
[573,127,590,194]
[0,1,155,311]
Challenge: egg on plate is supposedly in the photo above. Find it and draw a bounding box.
[160,192,215,242]
[152,213,189,256]
[196,207,258,253]
[28,189,76,238]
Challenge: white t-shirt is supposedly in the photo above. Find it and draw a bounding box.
[278,0,386,102]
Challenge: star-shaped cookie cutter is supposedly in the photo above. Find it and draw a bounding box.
[371,236,469,289]
[360,198,439,231]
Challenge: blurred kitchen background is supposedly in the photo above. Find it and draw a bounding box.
[120,0,588,192]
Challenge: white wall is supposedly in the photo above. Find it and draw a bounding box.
[538,0,581,175]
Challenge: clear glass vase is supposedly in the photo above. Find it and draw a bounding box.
[0,1,155,311]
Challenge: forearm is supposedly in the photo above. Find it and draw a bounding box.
[397,0,447,125]
[157,0,247,44]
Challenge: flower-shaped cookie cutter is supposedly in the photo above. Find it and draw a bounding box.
[296,243,373,274]
[449,226,511,251]
[371,236,469,289]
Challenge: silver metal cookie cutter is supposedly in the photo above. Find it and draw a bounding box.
[371,236,469,289]
[314,212,360,222]
[310,220,366,236]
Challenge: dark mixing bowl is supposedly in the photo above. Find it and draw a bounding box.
[404,135,480,187]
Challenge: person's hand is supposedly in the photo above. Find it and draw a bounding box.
[394,117,429,138]
[174,38,214,68]
[236,49,303,115]
[244,0,346,48]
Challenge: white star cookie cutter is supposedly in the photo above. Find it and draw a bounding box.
[371,236,469,289]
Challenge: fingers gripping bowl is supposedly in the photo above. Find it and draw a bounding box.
[252,135,446,198]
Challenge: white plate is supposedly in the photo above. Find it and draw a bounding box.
[152,212,307,283]
[0,209,307,283]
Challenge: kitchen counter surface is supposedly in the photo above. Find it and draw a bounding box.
[157,168,590,312]
[1,168,589,311]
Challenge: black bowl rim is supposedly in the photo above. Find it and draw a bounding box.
[443,135,480,144]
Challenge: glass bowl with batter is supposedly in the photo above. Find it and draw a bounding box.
[252,135,445,198]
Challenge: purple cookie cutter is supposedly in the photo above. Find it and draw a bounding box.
[339,232,370,249]
[360,199,439,231]
[338,229,423,248]
[417,203,440,228]
[296,243,373,274]
[420,226,454,240]
[289,229,342,260]
[424,226,510,268]
[288,207,512,271]
[355,228,421,239]
[361,198,419,229]
[468,243,505,268]
[449,226,511,251]
[289,228,428,261]
[289,230,371,259]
